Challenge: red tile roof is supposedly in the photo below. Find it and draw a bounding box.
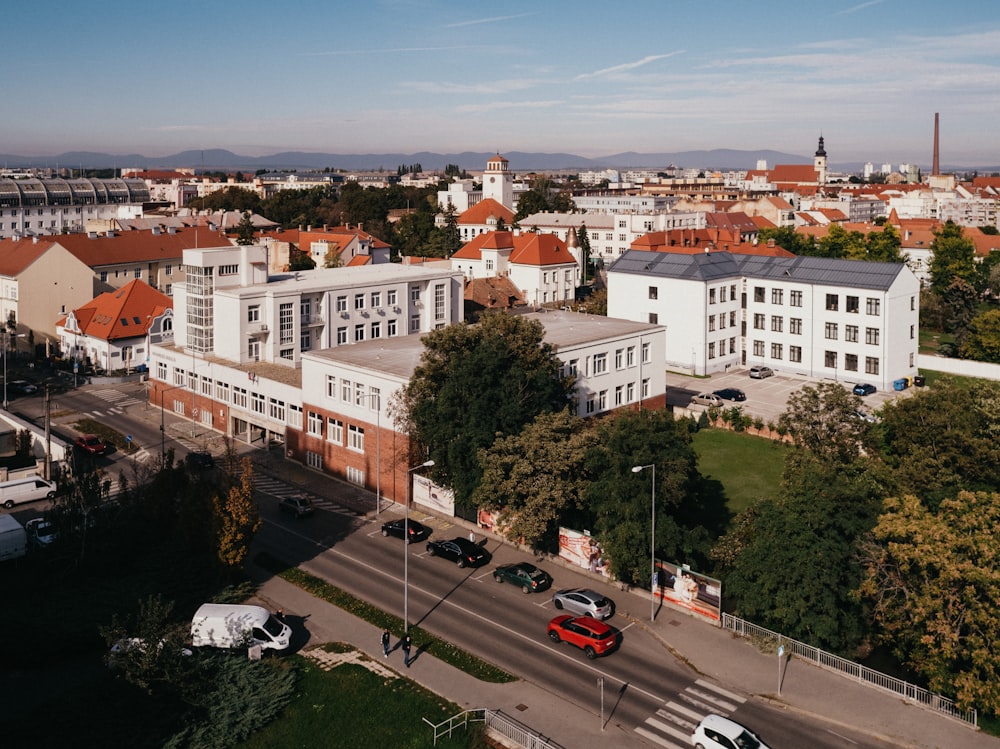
[58,279,172,342]
[453,231,574,266]
[457,198,515,225]
[0,239,58,276]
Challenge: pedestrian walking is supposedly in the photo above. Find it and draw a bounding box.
[381,629,391,657]
[402,633,412,667]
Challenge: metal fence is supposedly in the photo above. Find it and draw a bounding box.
[721,612,978,728]
[423,708,567,749]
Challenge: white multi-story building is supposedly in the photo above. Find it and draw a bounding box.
[0,177,149,240]
[570,194,676,214]
[607,250,919,390]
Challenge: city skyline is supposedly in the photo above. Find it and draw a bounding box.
[4,0,1000,166]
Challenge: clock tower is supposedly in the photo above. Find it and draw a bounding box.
[483,153,513,209]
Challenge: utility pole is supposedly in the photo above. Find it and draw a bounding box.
[44,385,51,480]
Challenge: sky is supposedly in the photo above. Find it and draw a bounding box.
[3,0,1000,166]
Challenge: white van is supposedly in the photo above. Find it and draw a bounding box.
[0,514,27,561]
[0,475,58,509]
[190,603,291,652]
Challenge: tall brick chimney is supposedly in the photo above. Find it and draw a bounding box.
[932,113,940,177]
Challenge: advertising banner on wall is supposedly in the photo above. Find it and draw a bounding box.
[412,473,455,516]
[558,527,609,577]
[654,561,722,622]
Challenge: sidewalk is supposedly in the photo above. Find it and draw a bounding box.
[217,441,996,749]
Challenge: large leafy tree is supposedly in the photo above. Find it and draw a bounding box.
[756,226,817,256]
[817,223,866,259]
[474,409,597,550]
[929,220,977,295]
[395,312,573,509]
[213,458,261,570]
[959,308,1000,362]
[864,224,904,263]
[777,382,874,464]
[860,491,1000,712]
[584,410,706,584]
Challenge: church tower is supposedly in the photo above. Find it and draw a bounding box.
[814,135,828,186]
[483,153,513,209]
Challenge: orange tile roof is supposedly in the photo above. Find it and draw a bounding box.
[769,165,819,183]
[14,228,228,268]
[346,255,371,266]
[630,230,793,257]
[59,279,172,342]
[0,238,58,276]
[454,231,573,266]
[457,198,515,225]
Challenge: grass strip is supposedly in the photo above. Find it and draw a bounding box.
[255,551,516,684]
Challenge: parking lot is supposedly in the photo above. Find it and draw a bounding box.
[666,368,912,425]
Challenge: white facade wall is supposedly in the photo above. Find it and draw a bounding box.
[508,262,579,306]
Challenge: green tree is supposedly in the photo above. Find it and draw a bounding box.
[287,250,316,271]
[959,308,1000,362]
[584,410,708,584]
[474,409,597,549]
[578,224,592,284]
[777,382,873,464]
[584,288,607,316]
[424,206,462,257]
[940,278,979,347]
[756,226,817,256]
[235,211,255,246]
[929,221,977,295]
[394,312,574,510]
[860,491,1000,712]
[213,458,261,569]
[864,224,904,263]
[816,223,866,259]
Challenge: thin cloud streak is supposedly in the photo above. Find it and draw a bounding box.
[301,45,480,57]
[444,11,541,28]
[576,52,684,80]
[835,0,887,15]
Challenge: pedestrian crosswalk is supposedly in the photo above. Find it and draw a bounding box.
[635,679,746,748]
[86,388,144,416]
[253,474,358,516]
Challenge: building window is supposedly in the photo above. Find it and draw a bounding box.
[598,390,608,411]
[434,283,446,321]
[354,381,366,407]
[730,284,737,300]
[371,291,382,308]
[911,295,915,311]
[771,289,783,305]
[826,294,838,311]
[247,305,260,323]
[753,340,764,356]
[279,302,294,344]
[280,348,294,361]
[300,332,311,351]
[615,349,624,369]
[708,317,716,332]
[348,424,365,452]
[410,314,420,333]
[165,264,173,276]
[369,386,381,411]
[790,318,802,335]
[626,346,636,367]
[730,337,736,354]
[867,297,881,316]
[289,404,302,428]
[910,324,915,340]
[388,319,397,336]
[642,342,651,364]
[326,375,337,399]
[410,286,420,303]
[789,345,802,363]
[567,359,578,377]
[586,397,595,414]
[845,353,858,371]
[866,327,880,345]
[649,312,658,324]
[156,362,167,380]
[708,342,716,359]
[615,385,623,406]
[337,327,348,345]
[730,311,736,327]
[306,450,322,469]
[336,295,347,312]
[825,350,837,368]
[753,313,765,330]
[771,343,782,359]
[718,313,725,330]
[845,325,858,343]
[754,287,765,303]
[355,324,365,342]
[866,357,880,375]
[771,316,783,333]
[846,295,859,313]
[346,466,365,485]
[593,353,607,375]
[720,286,727,302]
[269,398,285,421]
[327,419,343,444]
[649,286,658,300]
[709,288,716,304]
[626,382,635,402]
[371,321,381,339]
[233,387,247,409]
[825,322,838,340]
[790,290,803,307]
[387,289,398,306]
[354,293,365,310]
[307,412,323,436]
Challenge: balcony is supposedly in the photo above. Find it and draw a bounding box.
[300,315,325,327]
[248,322,269,336]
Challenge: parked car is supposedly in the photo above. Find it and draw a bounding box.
[185,451,215,470]
[855,409,879,424]
[8,380,38,395]
[691,713,770,749]
[691,393,723,407]
[25,517,58,548]
[551,588,615,620]
[493,562,553,593]
[713,388,747,402]
[75,434,107,455]
[425,537,490,568]
[279,496,314,518]
[749,366,773,379]
[547,615,619,659]
[381,518,431,543]
[853,383,877,396]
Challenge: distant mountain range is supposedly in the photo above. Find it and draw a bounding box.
[0,148,988,174]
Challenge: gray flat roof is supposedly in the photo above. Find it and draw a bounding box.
[304,335,427,380]
[229,263,463,297]
[523,309,665,348]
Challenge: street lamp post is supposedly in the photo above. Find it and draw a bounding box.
[2,330,25,410]
[632,463,656,622]
[404,459,434,632]
[160,382,187,461]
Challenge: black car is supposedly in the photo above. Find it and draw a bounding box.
[185,451,215,470]
[381,518,431,543]
[713,388,747,402]
[279,496,315,518]
[853,383,877,396]
[426,537,490,568]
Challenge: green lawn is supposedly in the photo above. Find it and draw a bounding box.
[692,429,787,516]
[241,648,487,749]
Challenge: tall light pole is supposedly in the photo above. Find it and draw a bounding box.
[632,463,656,622]
[160,382,187,461]
[3,330,25,410]
[404,459,434,632]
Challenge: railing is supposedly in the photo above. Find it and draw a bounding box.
[721,613,978,728]
[423,708,566,749]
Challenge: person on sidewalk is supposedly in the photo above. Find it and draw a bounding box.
[402,633,412,668]
[381,629,391,657]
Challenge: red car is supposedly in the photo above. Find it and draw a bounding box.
[547,615,620,659]
[75,434,107,455]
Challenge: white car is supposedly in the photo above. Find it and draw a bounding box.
[692,714,769,749]
[551,588,616,620]
[25,517,57,548]
[749,366,773,379]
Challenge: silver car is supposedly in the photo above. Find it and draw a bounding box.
[551,588,615,620]
[691,392,722,407]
